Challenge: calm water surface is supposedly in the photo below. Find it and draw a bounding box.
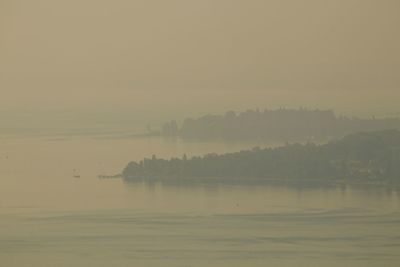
[0,136,399,267]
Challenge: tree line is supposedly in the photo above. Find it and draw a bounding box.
[159,108,400,141]
[123,129,400,183]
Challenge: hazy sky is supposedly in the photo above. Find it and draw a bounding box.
[1,0,400,116]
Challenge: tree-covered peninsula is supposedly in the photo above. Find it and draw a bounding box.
[123,130,400,184]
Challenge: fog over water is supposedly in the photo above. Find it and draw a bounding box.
[1,136,400,267]
[1,0,400,266]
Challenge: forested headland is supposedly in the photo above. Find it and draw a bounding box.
[123,130,400,184]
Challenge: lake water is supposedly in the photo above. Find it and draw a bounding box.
[0,136,399,267]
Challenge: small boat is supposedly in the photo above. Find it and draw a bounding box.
[73,169,80,178]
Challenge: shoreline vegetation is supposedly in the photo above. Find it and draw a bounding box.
[144,108,400,142]
[122,130,400,185]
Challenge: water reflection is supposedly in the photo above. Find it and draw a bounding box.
[121,180,400,216]
[1,136,400,266]
[124,178,400,198]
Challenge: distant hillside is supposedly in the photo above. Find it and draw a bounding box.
[123,130,400,184]
[159,108,400,141]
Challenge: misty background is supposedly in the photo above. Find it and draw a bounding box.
[2,2,400,267]
[1,0,400,135]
